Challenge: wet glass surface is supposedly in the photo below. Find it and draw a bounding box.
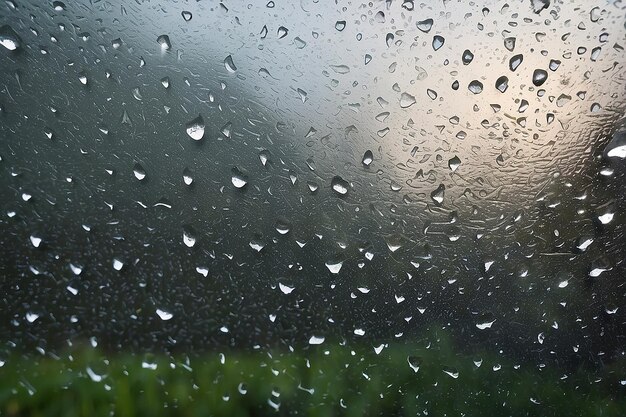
[1,0,625,415]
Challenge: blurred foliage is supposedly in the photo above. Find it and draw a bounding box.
[1,331,625,416]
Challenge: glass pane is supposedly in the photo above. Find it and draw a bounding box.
[1,0,625,415]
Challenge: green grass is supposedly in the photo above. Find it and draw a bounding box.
[1,334,624,416]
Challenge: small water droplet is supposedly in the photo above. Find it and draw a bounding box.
[133,163,146,181]
[532,69,548,86]
[462,49,474,65]
[185,115,205,140]
[224,55,237,73]
[416,18,433,33]
[468,80,483,94]
[331,176,349,195]
[400,92,416,108]
[362,150,373,166]
[181,11,192,21]
[156,309,173,321]
[231,167,248,188]
[432,35,445,51]
[157,34,171,50]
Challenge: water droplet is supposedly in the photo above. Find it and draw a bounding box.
[468,80,483,94]
[504,37,516,52]
[52,1,65,11]
[462,49,474,65]
[331,176,349,195]
[335,21,346,31]
[133,163,146,181]
[432,35,445,51]
[156,309,173,321]
[386,32,394,47]
[495,76,509,93]
[400,92,416,108]
[113,258,124,271]
[279,282,294,294]
[416,18,433,33]
[30,235,42,248]
[78,71,88,85]
[224,55,237,73]
[275,218,291,235]
[407,356,421,372]
[277,26,288,39]
[182,168,193,185]
[183,228,196,247]
[0,25,21,50]
[431,184,445,205]
[509,54,523,71]
[532,69,548,86]
[531,0,550,14]
[157,34,171,50]
[426,89,437,100]
[185,115,205,140]
[448,156,461,172]
[308,335,325,345]
[181,11,192,21]
[231,167,248,188]
[362,150,373,166]
[325,260,343,274]
[442,366,459,379]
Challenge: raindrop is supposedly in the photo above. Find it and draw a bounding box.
[231,167,248,188]
[331,176,350,195]
[0,25,21,50]
[495,76,509,93]
[325,260,343,274]
[532,69,548,86]
[224,55,237,73]
[432,35,445,51]
[416,18,433,33]
[156,309,173,321]
[462,49,474,64]
[504,37,516,52]
[133,163,146,181]
[431,184,445,205]
[509,54,523,71]
[400,92,416,108]
[386,33,394,47]
[181,11,192,21]
[157,34,171,50]
[468,80,483,94]
[335,21,346,31]
[407,356,421,372]
[442,366,459,379]
[448,156,461,172]
[277,26,288,39]
[308,335,325,345]
[185,115,205,140]
[362,150,373,166]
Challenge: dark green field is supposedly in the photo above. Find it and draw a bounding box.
[2,335,624,417]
